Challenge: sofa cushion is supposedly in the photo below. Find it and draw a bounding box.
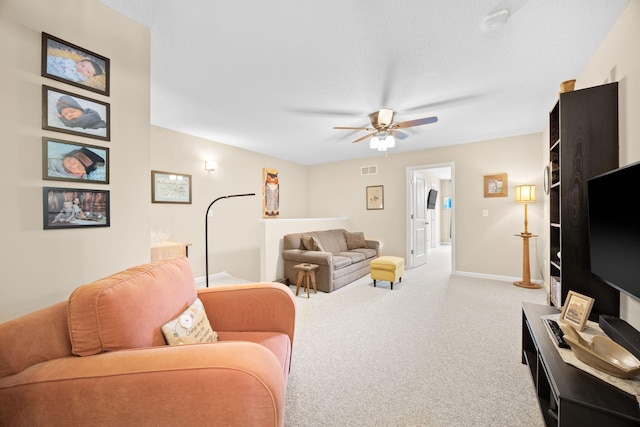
[335,251,366,264]
[301,235,324,252]
[162,298,219,345]
[344,231,367,249]
[68,257,197,356]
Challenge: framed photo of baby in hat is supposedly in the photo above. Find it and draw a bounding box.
[42,137,109,184]
[42,85,110,141]
[41,32,110,96]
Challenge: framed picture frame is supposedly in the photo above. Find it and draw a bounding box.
[42,137,109,184]
[366,185,384,210]
[41,32,110,96]
[484,173,508,198]
[262,168,280,218]
[560,290,595,332]
[151,170,192,204]
[42,85,110,141]
[43,187,110,229]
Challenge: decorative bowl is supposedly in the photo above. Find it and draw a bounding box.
[559,322,640,378]
[151,229,171,245]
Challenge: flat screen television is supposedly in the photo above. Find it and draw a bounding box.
[587,160,640,301]
[427,189,438,210]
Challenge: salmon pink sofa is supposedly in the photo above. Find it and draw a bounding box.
[0,256,296,426]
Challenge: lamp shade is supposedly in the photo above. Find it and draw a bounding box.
[515,184,536,203]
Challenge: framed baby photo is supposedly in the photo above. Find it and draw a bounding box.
[41,32,110,96]
[42,85,110,141]
[560,291,595,332]
[42,137,109,184]
[43,187,110,230]
[151,170,192,204]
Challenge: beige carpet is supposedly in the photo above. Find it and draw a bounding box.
[284,245,547,427]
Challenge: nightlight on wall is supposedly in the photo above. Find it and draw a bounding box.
[205,161,218,172]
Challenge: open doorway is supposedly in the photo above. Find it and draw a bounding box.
[405,163,454,272]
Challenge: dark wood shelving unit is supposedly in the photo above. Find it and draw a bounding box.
[547,82,620,320]
[522,303,640,427]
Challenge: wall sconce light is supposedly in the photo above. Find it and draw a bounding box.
[205,161,218,172]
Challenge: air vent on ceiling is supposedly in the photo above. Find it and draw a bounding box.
[360,165,378,175]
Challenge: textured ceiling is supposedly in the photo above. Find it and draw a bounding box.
[99,0,628,166]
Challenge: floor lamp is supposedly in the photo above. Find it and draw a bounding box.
[514,184,540,289]
[205,193,255,287]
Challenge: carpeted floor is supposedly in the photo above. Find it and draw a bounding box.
[284,245,547,426]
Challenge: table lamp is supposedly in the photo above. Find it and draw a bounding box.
[514,184,540,288]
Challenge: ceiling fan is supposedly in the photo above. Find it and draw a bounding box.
[333,108,438,150]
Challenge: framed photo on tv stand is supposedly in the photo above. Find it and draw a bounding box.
[560,291,595,332]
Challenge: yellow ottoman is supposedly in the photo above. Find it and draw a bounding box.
[370,256,405,290]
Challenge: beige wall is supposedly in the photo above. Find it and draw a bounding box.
[0,0,151,322]
[149,126,309,282]
[571,0,640,327]
[307,133,544,281]
[2,0,636,326]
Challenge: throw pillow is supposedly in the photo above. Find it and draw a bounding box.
[344,231,368,250]
[161,298,219,345]
[301,235,324,252]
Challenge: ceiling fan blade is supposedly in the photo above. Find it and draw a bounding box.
[353,132,376,143]
[394,116,438,129]
[390,129,410,140]
[402,94,483,112]
[334,126,375,131]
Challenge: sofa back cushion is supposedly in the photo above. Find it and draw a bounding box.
[68,256,197,356]
[283,229,349,254]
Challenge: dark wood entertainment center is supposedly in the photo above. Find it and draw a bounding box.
[522,82,640,426]
[547,82,619,319]
[522,303,640,426]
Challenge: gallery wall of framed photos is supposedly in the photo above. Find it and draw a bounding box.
[40,32,111,230]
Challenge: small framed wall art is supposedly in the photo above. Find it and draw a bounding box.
[483,173,508,198]
[366,185,384,210]
[560,291,595,332]
[42,85,110,141]
[262,168,280,218]
[42,137,109,184]
[43,187,110,229]
[151,170,192,204]
[41,32,110,96]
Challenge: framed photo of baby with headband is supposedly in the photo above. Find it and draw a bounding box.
[42,85,110,141]
[41,32,110,96]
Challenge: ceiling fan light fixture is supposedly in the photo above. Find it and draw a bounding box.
[386,134,395,148]
[370,136,381,150]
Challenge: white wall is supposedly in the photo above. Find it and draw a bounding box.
[573,0,640,327]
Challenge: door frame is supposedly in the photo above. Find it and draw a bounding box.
[405,162,455,272]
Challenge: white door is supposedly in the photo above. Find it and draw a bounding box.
[411,172,428,267]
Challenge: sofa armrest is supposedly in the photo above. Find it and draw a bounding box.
[366,240,380,255]
[282,249,333,266]
[0,343,285,426]
[197,282,295,346]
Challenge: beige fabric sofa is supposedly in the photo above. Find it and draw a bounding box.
[282,229,379,292]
